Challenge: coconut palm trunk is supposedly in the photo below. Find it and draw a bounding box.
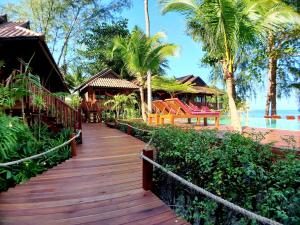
[226,76,241,131]
[139,86,146,121]
[144,0,152,114]
[223,60,241,131]
[265,33,277,116]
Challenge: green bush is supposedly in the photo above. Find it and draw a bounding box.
[0,114,72,192]
[116,120,155,142]
[116,121,299,224]
[149,127,300,225]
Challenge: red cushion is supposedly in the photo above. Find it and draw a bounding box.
[189,102,200,111]
[190,111,220,116]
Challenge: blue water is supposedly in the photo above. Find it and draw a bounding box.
[248,110,299,118]
[220,110,300,131]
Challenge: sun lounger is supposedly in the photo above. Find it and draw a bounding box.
[271,115,281,119]
[148,100,173,125]
[188,102,219,125]
[286,115,295,120]
[161,98,220,128]
[188,102,211,112]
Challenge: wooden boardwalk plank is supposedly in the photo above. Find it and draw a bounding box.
[0,123,188,225]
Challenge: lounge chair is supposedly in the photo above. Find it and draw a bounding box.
[161,98,220,128]
[188,102,211,112]
[188,102,218,125]
[148,100,173,125]
[286,115,295,120]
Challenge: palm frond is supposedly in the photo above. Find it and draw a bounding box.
[160,0,198,14]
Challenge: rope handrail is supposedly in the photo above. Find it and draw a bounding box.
[117,121,283,224]
[140,153,283,225]
[0,130,81,167]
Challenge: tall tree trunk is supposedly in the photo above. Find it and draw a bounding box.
[57,7,81,66]
[139,86,146,121]
[222,59,241,131]
[226,77,241,131]
[144,0,152,115]
[265,33,277,116]
[232,78,237,100]
[144,0,150,37]
[270,59,277,115]
[223,67,242,132]
[265,90,271,116]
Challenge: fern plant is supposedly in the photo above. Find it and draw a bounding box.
[0,114,33,161]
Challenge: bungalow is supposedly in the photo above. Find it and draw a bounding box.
[74,68,138,122]
[153,75,223,109]
[0,15,80,139]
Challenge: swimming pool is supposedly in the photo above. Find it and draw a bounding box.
[220,117,300,131]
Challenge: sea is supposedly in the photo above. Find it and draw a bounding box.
[220,109,300,130]
[248,109,300,118]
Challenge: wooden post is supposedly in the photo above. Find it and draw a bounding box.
[78,109,83,144]
[70,134,77,157]
[204,117,208,126]
[142,145,154,191]
[127,125,132,135]
[155,114,160,125]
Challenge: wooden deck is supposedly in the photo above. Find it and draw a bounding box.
[0,124,188,225]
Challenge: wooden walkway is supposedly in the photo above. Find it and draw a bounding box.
[0,124,188,225]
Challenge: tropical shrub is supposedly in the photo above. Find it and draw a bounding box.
[116,119,154,142]
[116,121,299,224]
[104,93,139,119]
[150,127,299,225]
[0,114,72,192]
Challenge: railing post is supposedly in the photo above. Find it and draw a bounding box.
[142,145,154,191]
[127,125,132,135]
[70,134,77,157]
[77,109,83,144]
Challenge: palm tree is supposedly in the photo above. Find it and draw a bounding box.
[104,93,138,119]
[264,1,300,116]
[113,27,178,121]
[144,0,153,115]
[152,75,195,98]
[161,0,300,131]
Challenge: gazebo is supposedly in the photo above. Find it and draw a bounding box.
[75,69,138,122]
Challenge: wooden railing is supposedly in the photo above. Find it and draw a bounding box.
[27,82,82,142]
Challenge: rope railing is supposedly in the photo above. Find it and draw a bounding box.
[115,121,283,224]
[0,130,81,167]
[140,152,282,225]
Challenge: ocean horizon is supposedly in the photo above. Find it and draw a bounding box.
[247,109,299,118]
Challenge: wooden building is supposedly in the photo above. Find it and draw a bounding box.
[0,15,68,93]
[0,15,81,139]
[75,69,138,122]
[153,75,223,109]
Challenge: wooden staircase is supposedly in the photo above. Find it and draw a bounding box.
[26,82,82,142]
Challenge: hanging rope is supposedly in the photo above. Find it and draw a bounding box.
[140,153,283,225]
[0,130,81,167]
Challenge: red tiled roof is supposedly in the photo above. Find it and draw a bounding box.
[176,75,207,86]
[75,69,138,92]
[0,21,43,38]
[191,86,221,95]
[89,78,138,89]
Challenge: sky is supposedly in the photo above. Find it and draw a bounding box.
[122,0,299,111]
